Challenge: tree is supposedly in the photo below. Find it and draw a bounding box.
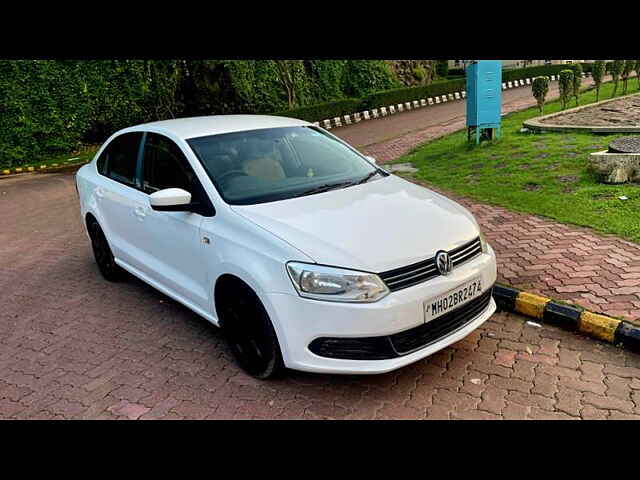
[273,60,304,109]
[571,63,582,106]
[622,60,635,95]
[636,60,640,90]
[610,60,624,97]
[558,70,574,110]
[436,60,449,78]
[532,76,550,114]
[592,60,605,102]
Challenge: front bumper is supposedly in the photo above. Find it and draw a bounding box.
[263,246,498,374]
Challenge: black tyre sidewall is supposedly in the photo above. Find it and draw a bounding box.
[222,291,283,379]
[88,220,123,282]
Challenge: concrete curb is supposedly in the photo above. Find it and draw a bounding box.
[0,160,89,178]
[492,283,640,352]
[523,91,640,133]
[315,74,578,131]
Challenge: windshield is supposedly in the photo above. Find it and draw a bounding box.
[187,126,384,205]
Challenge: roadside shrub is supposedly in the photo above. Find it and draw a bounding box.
[622,60,635,95]
[502,64,568,84]
[610,60,624,97]
[272,98,362,123]
[361,78,466,110]
[558,70,574,110]
[532,76,550,114]
[591,60,606,102]
[447,67,465,77]
[571,63,582,106]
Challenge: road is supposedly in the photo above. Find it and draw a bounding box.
[1,172,639,419]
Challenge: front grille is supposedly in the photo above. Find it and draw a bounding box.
[308,286,493,361]
[390,288,492,354]
[379,237,482,292]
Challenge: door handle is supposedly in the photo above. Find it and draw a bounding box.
[95,188,105,199]
[134,206,147,220]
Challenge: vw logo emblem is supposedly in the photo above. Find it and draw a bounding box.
[435,251,453,275]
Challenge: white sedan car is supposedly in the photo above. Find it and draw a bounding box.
[76,115,497,378]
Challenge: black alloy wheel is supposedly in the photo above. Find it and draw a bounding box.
[222,291,283,379]
[88,220,124,282]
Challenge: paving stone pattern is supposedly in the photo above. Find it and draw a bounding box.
[1,173,639,419]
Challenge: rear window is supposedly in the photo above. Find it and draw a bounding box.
[97,132,143,188]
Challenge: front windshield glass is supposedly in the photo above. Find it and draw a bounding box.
[187,126,383,205]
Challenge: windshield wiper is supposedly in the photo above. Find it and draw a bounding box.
[290,171,382,199]
[291,181,358,198]
[355,169,381,185]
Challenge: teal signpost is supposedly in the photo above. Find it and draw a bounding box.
[466,60,502,144]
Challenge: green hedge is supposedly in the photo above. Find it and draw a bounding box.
[272,98,363,123]
[362,78,466,110]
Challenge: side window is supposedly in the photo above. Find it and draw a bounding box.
[97,132,143,188]
[141,133,195,194]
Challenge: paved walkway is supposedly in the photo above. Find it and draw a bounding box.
[332,75,640,324]
[1,173,639,419]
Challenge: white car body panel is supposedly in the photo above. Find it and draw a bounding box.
[231,174,481,272]
[76,115,498,375]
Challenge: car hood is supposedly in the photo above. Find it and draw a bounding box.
[230,175,481,273]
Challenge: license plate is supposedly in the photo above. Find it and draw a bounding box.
[424,278,483,322]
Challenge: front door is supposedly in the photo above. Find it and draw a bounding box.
[134,132,213,310]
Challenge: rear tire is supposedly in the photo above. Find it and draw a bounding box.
[88,219,125,282]
[220,285,284,379]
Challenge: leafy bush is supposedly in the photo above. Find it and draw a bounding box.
[591,61,606,102]
[272,98,363,123]
[558,70,574,110]
[342,60,398,98]
[532,76,550,114]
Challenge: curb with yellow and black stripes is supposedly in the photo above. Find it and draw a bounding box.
[1,160,89,178]
[493,284,640,352]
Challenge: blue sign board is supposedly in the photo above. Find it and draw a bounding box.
[466,60,502,143]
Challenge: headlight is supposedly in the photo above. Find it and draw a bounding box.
[479,231,489,253]
[286,262,390,303]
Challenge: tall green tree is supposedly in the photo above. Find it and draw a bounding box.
[435,60,449,78]
[532,76,550,114]
[558,70,574,110]
[591,61,605,102]
[610,60,624,97]
[622,60,635,95]
[571,63,582,106]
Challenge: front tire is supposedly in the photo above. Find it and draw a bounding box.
[88,219,125,282]
[220,286,284,379]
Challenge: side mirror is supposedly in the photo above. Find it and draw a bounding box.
[365,155,377,165]
[149,188,194,212]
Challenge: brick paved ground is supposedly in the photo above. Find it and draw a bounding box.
[2,172,640,419]
[333,74,640,324]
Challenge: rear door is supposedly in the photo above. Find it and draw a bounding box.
[94,132,147,268]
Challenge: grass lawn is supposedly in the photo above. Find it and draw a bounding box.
[396,80,640,243]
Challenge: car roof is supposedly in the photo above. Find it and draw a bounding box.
[128,114,312,140]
